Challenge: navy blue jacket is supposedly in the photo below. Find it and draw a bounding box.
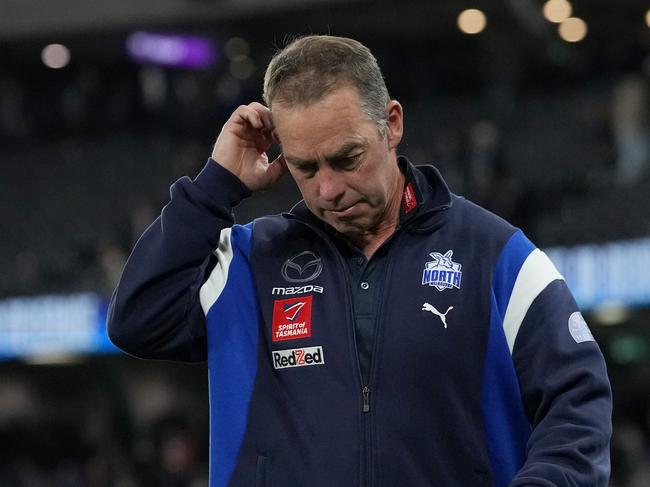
[108,157,612,487]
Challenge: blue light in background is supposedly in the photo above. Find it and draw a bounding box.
[546,237,650,311]
[0,293,119,360]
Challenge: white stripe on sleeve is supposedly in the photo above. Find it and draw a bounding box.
[503,249,564,353]
[199,227,234,315]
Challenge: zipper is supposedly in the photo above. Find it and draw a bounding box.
[359,232,401,487]
[362,229,402,395]
[288,219,402,487]
[362,385,370,413]
[293,222,370,486]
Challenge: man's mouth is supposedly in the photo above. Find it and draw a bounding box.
[328,203,359,218]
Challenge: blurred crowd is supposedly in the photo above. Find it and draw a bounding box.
[2,63,650,300]
[0,358,210,487]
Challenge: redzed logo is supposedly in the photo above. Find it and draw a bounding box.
[272,295,313,342]
[272,346,324,369]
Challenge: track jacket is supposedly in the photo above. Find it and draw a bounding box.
[108,156,612,487]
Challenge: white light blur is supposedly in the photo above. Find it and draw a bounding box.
[225,37,250,61]
[559,17,588,43]
[25,353,85,366]
[457,9,487,35]
[139,67,167,110]
[645,9,650,28]
[543,0,572,24]
[593,302,630,326]
[41,44,70,69]
[216,76,242,103]
[229,57,255,80]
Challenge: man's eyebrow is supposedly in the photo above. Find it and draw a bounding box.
[328,142,365,160]
[284,142,364,166]
[283,155,315,167]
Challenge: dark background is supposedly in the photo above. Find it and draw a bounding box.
[1,0,649,485]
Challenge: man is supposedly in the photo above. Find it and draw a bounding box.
[108,35,612,486]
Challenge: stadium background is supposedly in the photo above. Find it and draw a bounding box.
[1,0,649,485]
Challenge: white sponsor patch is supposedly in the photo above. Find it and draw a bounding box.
[568,311,594,343]
[272,346,324,369]
[271,285,324,295]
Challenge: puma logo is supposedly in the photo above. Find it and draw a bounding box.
[422,303,454,328]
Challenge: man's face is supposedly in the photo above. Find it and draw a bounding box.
[272,85,404,239]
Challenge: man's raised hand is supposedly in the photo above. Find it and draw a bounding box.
[211,102,287,192]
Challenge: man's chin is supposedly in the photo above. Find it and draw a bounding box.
[326,217,370,238]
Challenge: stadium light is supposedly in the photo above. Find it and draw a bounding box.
[127,32,217,69]
[225,37,250,61]
[224,36,254,80]
[609,334,649,365]
[229,57,255,80]
[543,0,572,24]
[592,302,630,326]
[559,17,587,43]
[457,9,487,35]
[41,44,70,69]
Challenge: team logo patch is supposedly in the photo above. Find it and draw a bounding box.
[272,346,324,369]
[272,295,313,342]
[422,250,462,291]
[568,312,594,344]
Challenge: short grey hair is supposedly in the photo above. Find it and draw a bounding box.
[263,35,391,135]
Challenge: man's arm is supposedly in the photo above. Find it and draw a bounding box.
[107,161,250,361]
[107,103,286,361]
[511,279,612,486]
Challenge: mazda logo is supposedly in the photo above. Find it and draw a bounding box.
[281,251,323,283]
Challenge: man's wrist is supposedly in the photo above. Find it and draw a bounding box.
[193,158,252,208]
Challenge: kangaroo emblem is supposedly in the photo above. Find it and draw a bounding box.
[429,250,455,269]
[422,303,454,328]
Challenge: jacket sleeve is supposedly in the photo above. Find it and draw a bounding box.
[107,159,251,362]
[510,278,612,486]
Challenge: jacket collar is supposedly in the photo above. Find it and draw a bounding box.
[286,155,453,234]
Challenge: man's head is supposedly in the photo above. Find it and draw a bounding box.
[264,35,404,245]
[263,35,390,136]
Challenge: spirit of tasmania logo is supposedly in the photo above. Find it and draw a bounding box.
[422,250,462,291]
[272,295,313,342]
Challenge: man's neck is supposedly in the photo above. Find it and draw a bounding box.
[349,172,405,259]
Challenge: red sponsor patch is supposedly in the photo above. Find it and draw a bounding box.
[272,295,313,342]
[402,182,417,213]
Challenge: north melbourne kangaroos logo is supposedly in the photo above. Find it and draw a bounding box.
[422,250,462,291]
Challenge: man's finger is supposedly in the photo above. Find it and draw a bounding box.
[248,102,274,131]
[237,106,264,130]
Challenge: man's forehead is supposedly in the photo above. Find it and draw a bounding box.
[282,139,366,165]
[271,87,372,162]
[271,85,364,126]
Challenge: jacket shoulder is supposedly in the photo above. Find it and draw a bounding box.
[449,194,520,251]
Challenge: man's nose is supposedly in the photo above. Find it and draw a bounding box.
[317,169,346,202]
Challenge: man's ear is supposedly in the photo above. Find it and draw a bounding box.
[385,100,404,150]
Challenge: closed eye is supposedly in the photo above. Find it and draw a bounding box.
[333,153,364,171]
[295,163,318,178]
